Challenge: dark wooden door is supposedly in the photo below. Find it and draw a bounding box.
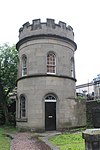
[45,102,56,131]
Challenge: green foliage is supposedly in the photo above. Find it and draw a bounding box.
[0,43,18,93]
[0,126,17,150]
[49,132,85,150]
[0,43,18,124]
[0,107,5,125]
[75,96,86,101]
[0,125,17,133]
[0,127,10,150]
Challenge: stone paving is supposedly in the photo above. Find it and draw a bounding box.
[11,132,39,150]
[34,131,61,150]
[10,131,60,150]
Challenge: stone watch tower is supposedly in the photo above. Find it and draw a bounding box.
[16,18,83,131]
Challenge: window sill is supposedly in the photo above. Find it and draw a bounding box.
[47,72,56,75]
[16,118,28,122]
[22,74,27,77]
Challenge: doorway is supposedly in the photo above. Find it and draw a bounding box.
[45,95,56,131]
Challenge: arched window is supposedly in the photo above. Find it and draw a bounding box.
[71,57,75,78]
[20,94,26,118]
[22,55,27,76]
[45,94,56,102]
[47,52,56,74]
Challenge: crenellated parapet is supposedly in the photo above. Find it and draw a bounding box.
[18,18,75,42]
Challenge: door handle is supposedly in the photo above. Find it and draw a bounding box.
[48,115,53,118]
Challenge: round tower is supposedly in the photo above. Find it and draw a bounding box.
[16,18,78,131]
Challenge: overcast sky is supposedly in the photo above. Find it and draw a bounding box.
[0,0,100,85]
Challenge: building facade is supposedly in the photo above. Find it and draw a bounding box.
[93,74,100,99]
[16,19,86,131]
[76,82,94,100]
[76,74,100,101]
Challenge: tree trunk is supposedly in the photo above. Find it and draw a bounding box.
[0,84,9,125]
[3,101,9,125]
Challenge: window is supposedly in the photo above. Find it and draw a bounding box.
[20,94,26,118]
[45,94,56,102]
[47,52,56,74]
[22,55,27,76]
[71,57,75,78]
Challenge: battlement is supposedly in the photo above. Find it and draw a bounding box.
[18,18,75,41]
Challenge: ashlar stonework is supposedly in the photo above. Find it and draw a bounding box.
[16,18,86,131]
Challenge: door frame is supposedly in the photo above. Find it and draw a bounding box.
[44,94,57,131]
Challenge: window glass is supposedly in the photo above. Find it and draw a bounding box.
[22,55,27,76]
[45,94,56,102]
[20,95,26,118]
[47,53,56,73]
[71,57,75,78]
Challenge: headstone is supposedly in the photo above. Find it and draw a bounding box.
[82,129,100,150]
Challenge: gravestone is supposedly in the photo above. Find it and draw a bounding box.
[82,129,100,150]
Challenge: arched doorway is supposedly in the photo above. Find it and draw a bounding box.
[45,94,56,131]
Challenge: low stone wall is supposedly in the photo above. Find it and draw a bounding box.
[86,100,100,127]
[74,99,86,128]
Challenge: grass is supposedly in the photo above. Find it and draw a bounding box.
[49,132,85,150]
[0,126,85,150]
[0,126,16,150]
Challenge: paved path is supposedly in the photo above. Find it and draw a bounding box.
[34,131,61,150]
[11,132,40,150]
[10,131,60,150]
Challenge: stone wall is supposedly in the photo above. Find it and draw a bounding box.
[17,38,75,79]
[18,19,74,41]
[86,100,100,127]
[16,18,85,131]
[58,98,86,130]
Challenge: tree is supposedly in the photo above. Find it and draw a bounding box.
[0,43,18,124]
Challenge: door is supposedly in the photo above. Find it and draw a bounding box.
[45,102,56,130]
